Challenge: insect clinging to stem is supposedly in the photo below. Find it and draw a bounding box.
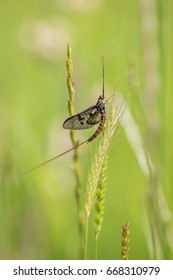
[63,56,106,142]
[23,57,107,175]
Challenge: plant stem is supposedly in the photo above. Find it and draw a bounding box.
[66,42,85,259]
[85,217,89,260]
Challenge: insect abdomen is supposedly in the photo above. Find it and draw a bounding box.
[87,111,106,142]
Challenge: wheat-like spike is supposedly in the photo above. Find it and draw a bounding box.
[95,155,108,243]
[66,43,85,259]
[86,94,126,218]
[121,222,130,260]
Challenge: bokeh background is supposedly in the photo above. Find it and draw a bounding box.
[0,0,173,259]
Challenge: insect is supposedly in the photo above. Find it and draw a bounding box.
[63,57,106,142]
[23,57,106,175]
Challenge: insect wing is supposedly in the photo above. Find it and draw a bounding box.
[63,105,102,130]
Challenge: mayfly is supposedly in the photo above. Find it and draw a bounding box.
[23,57,106,175]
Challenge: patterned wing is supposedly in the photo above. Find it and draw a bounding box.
[63,105,102,130]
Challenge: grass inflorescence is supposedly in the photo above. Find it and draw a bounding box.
[121,222,130,260]
[85,94,126,258]
[66,43,85,259]
[66,45,127,259]
[85,95,126,219]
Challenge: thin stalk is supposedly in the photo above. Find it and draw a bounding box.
[95,240,98,260]
[66,42,85,259]
[85,218,89,260]
[140,0,162,259]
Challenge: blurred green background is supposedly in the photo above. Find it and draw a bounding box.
[0,0,173,259]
